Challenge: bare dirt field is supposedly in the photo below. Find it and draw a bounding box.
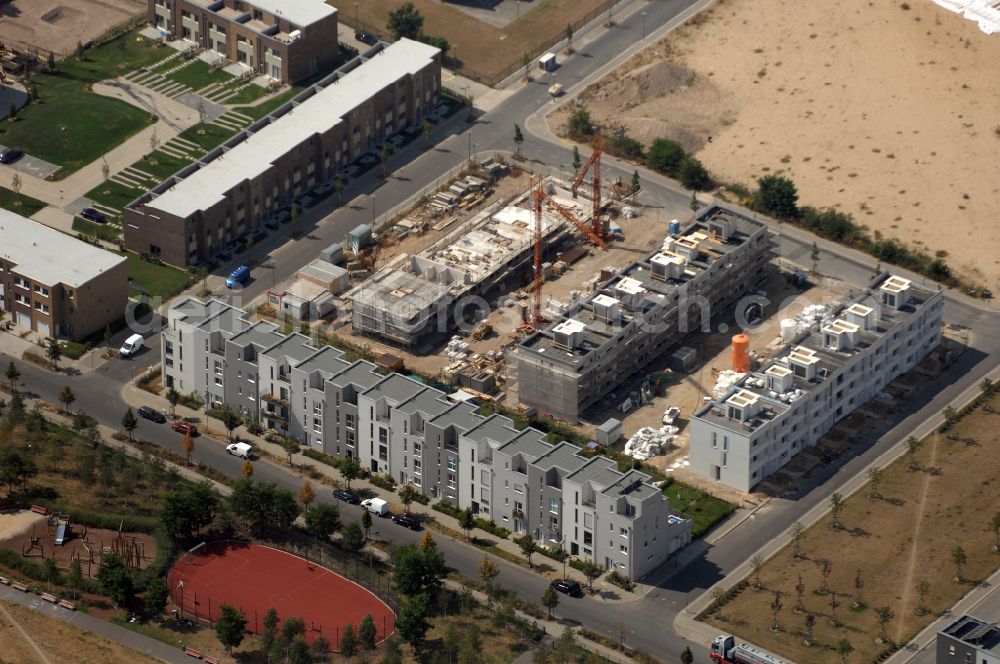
[0,600,160,664]
[347,0,614,82]
[553,0,1000,290]
[0,0,144,57]
[704,391,1000,664]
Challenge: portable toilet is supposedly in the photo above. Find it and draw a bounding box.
[538,52,557,72]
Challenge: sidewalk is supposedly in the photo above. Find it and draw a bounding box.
[0,326,113,376]
[117,380,647,604]
[672,364,1000,651]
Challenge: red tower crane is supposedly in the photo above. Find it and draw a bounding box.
[571,134,604,240]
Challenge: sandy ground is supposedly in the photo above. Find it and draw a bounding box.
[0,0,144,57]
[0,511,45,542]
[554,0,1000,290]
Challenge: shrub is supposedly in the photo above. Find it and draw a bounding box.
[537,545,567,562]
[567,106,595,138]
[678,156,712,191]
[474,518,510,540]
[433,500,462,519]
[754,174,799,219]
[369,474,396,491]
[647,138,686,176]
[607,570,636,591]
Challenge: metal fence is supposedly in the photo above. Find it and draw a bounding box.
[340,0,626,87]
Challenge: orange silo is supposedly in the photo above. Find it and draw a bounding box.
[732,333,750,373]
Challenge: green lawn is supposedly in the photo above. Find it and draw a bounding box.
[134,149,197,180]
[176,122,239,151]
[83,179,144,214]
[0,186,47,217]
[72,217,121,242]
[235,85,304,120]
[663,480,736,538]
[0,32,171,178]
[126,252,191,298]
[167,59,233,91]
[220,83,267,105]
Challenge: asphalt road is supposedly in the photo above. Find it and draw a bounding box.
[5,0,1000,658]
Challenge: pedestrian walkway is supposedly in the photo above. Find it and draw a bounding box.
[212,110,253,132]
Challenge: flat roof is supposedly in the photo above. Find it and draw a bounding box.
[241,0,336,28]
[0,208,126,288]
[145,39,438,219]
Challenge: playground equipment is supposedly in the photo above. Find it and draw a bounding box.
[48,513,71,546]
[21,526,43,557]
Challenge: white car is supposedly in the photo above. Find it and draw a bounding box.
[226,442,253,459]
[119,333,144,358]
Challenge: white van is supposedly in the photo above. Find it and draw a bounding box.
[119,333,144,357]
[361,497,389,517]
[226,442,253,459]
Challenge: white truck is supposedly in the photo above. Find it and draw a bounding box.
[361,497,389,517]
[226,442,253,459]
[119,333,144,358]
[710,635,788,664]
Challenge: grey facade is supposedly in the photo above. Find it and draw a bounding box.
[689,273,944,492]
[937,615,1000,664]
[163,297,692,579]
[512,204,774,422]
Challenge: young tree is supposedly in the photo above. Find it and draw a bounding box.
[630,170,641,198]
[305,503,340,541]
[398,484,419,513]
[829,590,840,626]
[458,507,476,541]
[794,574,806,613]
[282,616,306,643]
[875,606,894,643]
[46,338,62,370]
[220,406,242,442]
[311,635,332,660]
[790,521,806,559]
[829,492,845,530]
[991,511,1000,552]
[182,430,194,465]
[288,635,310,664]
[397,593,431,650]
[298,480,315,512]
[6,361,20,392]
[340,623,359,659]
[820,560,832,594]
[149,128,160,155]
[805,612,816,642]
[340,455,361,487]
[710,586,727,620]
[58,385,76,413]
[261,607,279,653]
[571,145,581,172]
[421,119,432,148]
[215,604,247,653]
[680,647,694,664]
[678,155,711,190]
[755,174,799,219]
[97,554,134,611]
[418,531,436,552]
[166,387,180,418]
[810,241,821,275]
[542,585,559,619]
[915,579,930,615]
[515,533,537,568]
[867,466,883,500]
[341,522,365,552]
[835,638,853,663]
[479,555,500,604]
[567,106,593,138]
[381,145,391,178]
[750,554,764,590]
[387,2,424,40]
[564,24,574,52]
[121,408,138,441]
[75,41,84,60]
[290,204,300,226]
[853,570,864,608]
[145,576,169,619]
[67,556,83,599]
[579,559,603,592]
[522,52,532,81]
[951,546,967,582]
[942,405,958,429]
[100,157,111,193]
[11,173,22,205]
[103,325,113,357]
[362,508,373,540]
[905,436,922,471]
[513,123,525,158]
[359,613,377,650]
[770,591,783,631]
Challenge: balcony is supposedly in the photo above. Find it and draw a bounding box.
[262,393,288,406]
[277,374,290,384]
[264,411,288,424]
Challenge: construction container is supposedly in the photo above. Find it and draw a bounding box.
[320,243,344,265]
[670,346,697,373]
[732,333,750,373]
[538,52,557,71]
[348,224,372,253]
[596,418,622,446]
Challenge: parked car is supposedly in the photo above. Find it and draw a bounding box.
[80,207,108,224]
[392,513,421,530]
[137,406,166,423]
[171,421,199,436]
[355,31,378,46]
[226,265,251,288]
[549,579,582,596]
[332,488,360,504]
[226,442,253,459]
[0,148,23,164]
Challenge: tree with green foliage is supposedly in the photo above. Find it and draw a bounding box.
[479,554,500,604]
[229,479,298,535]
[513,124,525,158]
[874,606,894,642]
[867,466,883,500]
[422,120,432,148]
[542,585,559,619]
[835,638,853,663]
[6,361,20,392]
[750,554,764,589]
[304,503,340,541]
[392,544,446,596]
[810,242,821,274]
[381,146,391,178]
[219,405,242,442]
[261,608,279,653]
[458,507,475,541]
[755,174,799,219]
[145,577,169,618]
[97,554,134,611]
[398,484,419,513]
[564,24,574,51]
[905,436,922,471]
[387,2,424,40]
[46,338,62,370]
[121,408,138,441]
[340,455,361,487]
[572,145,581,172]
[341,521,365,553]
[58,385,75,413]
[681,646,694,664]
[362,508,373,540]
[340,623,359,659]
[678,156,711,190]
[311,635,331,660]
[578,559,603,592]
[630,170,641,197]
[991,511,1000,552]
[397,593,431,650]
[647,138,686,176]
[514,533,537,567]
[103,325,113,356]
[359,613,377,650]
[67,557,83,599]
[282,616,306,643]
[215,604,247,653]
[160,482,219,538]
[288,635,311,664]
[381,637,403,664]
[952,546,967,581]
[829,492,845,530]
[166,387,181,418]
[567,106,594,138]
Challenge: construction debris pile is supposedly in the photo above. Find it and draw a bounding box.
[624,424,679,460]
[444,336,471,360]
[712,370,746,401]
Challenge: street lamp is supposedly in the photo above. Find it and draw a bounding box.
[641,11,647,40]
[560,536,567,578]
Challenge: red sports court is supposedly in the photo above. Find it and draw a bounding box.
[169,541,395,645]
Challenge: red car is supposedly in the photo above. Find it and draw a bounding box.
[171,421,198,436]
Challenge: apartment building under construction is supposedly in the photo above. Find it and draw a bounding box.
[511,204,773,422]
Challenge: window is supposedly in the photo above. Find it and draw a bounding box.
[514,483,524,495]
[214,360,223,376]
[34,285,48,297]
[447,456,457,471]
[620,544,628,554]
[345,414,355,430]
[620,527,628,538]
[313,401,322,415]
[549,498,559,514]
